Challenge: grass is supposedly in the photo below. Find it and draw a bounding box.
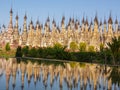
[0,49,16,58]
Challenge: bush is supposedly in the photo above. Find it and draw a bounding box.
[22,46,29,56]
[88,45,95,52]
[28,47,37,57]
[70,42,78,52]
[79,42,86,52]
[5,43,10,51]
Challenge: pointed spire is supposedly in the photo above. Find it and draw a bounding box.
[52,18,55,24]
[72,18,74,23]
[108,12,113,24]
[69,17,71,23]
[75,19,78,23]
[90,18,93,25]
[10,8,13,14]
[24,13,27,20]
[16,13,19,20]
[100,20,102,26]
[47,16,50,22]
[82,16,85,24]
[61,15,65,24]
[94,13,98,25]
[115,16,118,24]
[85,17,89,25]
[62,15,65,21]
[30,18,33,24]
[36,19,39,25]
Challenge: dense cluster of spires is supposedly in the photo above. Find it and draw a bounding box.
[0,8,120,50]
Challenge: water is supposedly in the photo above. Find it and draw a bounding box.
[0,58,120,90]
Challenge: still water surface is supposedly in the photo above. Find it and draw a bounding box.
[0,58,120,90]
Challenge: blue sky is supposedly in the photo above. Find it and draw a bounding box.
[0,0,120,28]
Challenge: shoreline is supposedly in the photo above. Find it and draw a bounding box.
[0,56,119,67]
[15,57,120,67]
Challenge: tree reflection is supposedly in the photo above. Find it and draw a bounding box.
[108,67,120,86]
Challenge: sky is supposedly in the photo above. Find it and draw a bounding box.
[0,0,120,28]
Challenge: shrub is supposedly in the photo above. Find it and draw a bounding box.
[5,43,10,51]
[79,42,86,52]
[88,45,94,52]
[70,42,78,52]
[28,47,37,57]
[22,46,29,56]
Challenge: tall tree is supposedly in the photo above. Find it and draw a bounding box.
[107,36,120,65]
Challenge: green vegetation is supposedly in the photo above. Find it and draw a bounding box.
[5,43,10,51]
[0,36,115,65]
[108,67,120,85]
[107,36,120,65]
[14,36,120,65]
[15,46,22,57]
[0,50,16,58]
[79,42,86,52]
[88,45,95,52]
[15,46,104,63]
[70,42,78,52]
[22,46,29,56]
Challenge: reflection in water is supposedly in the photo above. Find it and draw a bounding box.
[0,58,120,90]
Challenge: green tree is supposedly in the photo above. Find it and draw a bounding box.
[15,46,22,57]
[22,46,29,56]
[88,45,94,52]
[107,36,120,65]
[28,47,37,57]
[100,43,104,52]
[5,43,10,51]
[70,42,78,52]
[79,42,86,52]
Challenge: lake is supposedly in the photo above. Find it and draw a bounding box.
[0,58,120,90]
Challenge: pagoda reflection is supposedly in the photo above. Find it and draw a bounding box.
[0,58,119,90]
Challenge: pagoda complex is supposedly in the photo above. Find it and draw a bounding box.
[0,9,120,51]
